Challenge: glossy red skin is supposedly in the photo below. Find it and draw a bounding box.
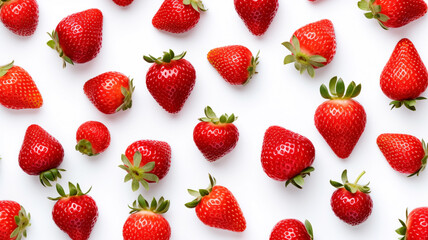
[406,207,428,240]
[56,8,103,63]
[0,0,38,36]
[234,0,279,36]
[123,211,171,240]
[374,0,427,28]
[146,59,195,113]
[113,0,134,6]
[53,195,98,240]
[331,188,373,226]
[314,99,366,159]
[380,38,428,101]
[270,219,311,240]
[152,0,200,33]
[19,124,64,175]
[261,126,315,181]
[76,121,111,154]
[0,201,21,240]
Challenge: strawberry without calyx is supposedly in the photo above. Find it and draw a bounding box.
[0,0,38,36]
[270,219,313,240]
[76,121,110,156]
[0,201,31,240]
[234,0,279,36]
[396,207,428,240]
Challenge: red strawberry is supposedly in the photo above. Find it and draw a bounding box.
[19,124,65,187]
[185,174,246,232]
[207,45,259,85]
[330,170,373,226]
[270,219,313,240]
[0,61,43,109]
[282,19,336,77]
[76,121,110,156]
[119,140,171,191]
[50,183,98,240]
[144,50,195,113]
[47,8,103,67]
[113,0,134,6]
[0,201,31,240]
[152,0,206,33]
[376,133,427,176]
[123,195,171,240]
[314,77,366,159]
[84,71,134,114]
[193,106,239,162]
[234,0,279,36]
[0,0,38,36]
[380,38,428,111]
[396,207,428,240]
[261,126,315,188]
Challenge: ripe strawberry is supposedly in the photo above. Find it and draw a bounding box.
[185,174,246,232]
[207,45,259,85]
[330,170,373,226]
[261,126,315,188]
[19,124,65,187]
[75,121,110,156]
[377,133,427,176]
[84,71,134,114]
[396,207,428,240]
[119,140,171,191]
[270,219,313,240]
[152,0,206,33]
[49,183,98,240]
[113,0,134,6]
[0,0,38,36]
[282,19,336,77]
[123,195,171,240]
[0,61,43,109]
[380,38,428,111]
[0,201,31,240]
[314,77,366,159]
[144,50,195,113]
[234,0,279,36]
[47,8,103,67]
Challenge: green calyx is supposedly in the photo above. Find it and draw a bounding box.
[396,208,409,240]
[330,169,371,194]
[185,174,216,208]
[119,151,159,192]
[143,50,186,65]
[0,60,14,77]
[390,97,427,111]
[320,76,361,100]
[245,50,260,85]
[305,220,314,240]
[285,166,315,189]
[116,78,135,112]
[128,194,170,215]
[408,139,428,177]
[48,182,92,201]
[183,0,206,12]
[39,168,65,187]
[47,30,74,68]
[198,106,237,125]
[75,139,98,156]
[10,206,31,240]
[358,0,390,30]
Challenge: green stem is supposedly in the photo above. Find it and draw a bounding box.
[354,171,366,184]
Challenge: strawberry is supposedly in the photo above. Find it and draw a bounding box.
[152,0,206,33]
[261,126,315,189]
[314,77,366,159]
[75,121,110,156]
[282,19,336,77]
[185,174,246,232]
[0,61,43,109]
[113,0,134,6]
[380,38,428,111]
[330,170,373,226]
[49,183,98,240]
[84,71,134,114]
[193,106,239,162]
[0,201,31,240]
[270,219,313,240]
[234,0,279,36]
[18,124,65,187]
[144,50,195,113]
[0,0,38,36]
[376,133,428,176]
[47,8,103,68]
[396,207,428,240]
[207,45,259,85]
[119,140,171,191]
[123,195,171,240]
[358,0,427,29]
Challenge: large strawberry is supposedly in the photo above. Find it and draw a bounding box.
[234,0,279,36]
[282,19,336,78]
[0,0,38,36]
[396,207,428,240]
[144,50,195,113]
[19,124,65,187]
[261,126,315,189]
[185,174,246,232]
[314,77,366,159]
[207,45,259,85]
[380,38,428,111]
[123,195,171,240]
[47,8,103,67]
[0,61,43,109]
[270,219,313,240]
[0,201,31,240]
[76,121,110,156]
[113,0,133,6]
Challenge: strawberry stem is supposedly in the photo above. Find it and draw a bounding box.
[10,206,31,240]
[353,171,366,184]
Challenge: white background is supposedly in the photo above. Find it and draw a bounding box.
[0,0,427,239]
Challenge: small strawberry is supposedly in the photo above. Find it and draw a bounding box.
[113,0,134,6]
[84,71,134,114]
[49,183,98,240]
[19,124,65,187]
[47,8,103,67]
[207,45,259,85]
[123,195,171,240]
[261,126,315,189]
[314,77,366,159]
[234,0,279,36]
[330,170,373,226]
[0,0,38,36]
[0,201,31,240]
[270,219,313,240]
[185,174,246,232]
[396,207,428,240]
[0,61,43,109]
[282,19,336,77]
[119,140,171,191]
[75,121,110,156]
[144,50,195,113]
